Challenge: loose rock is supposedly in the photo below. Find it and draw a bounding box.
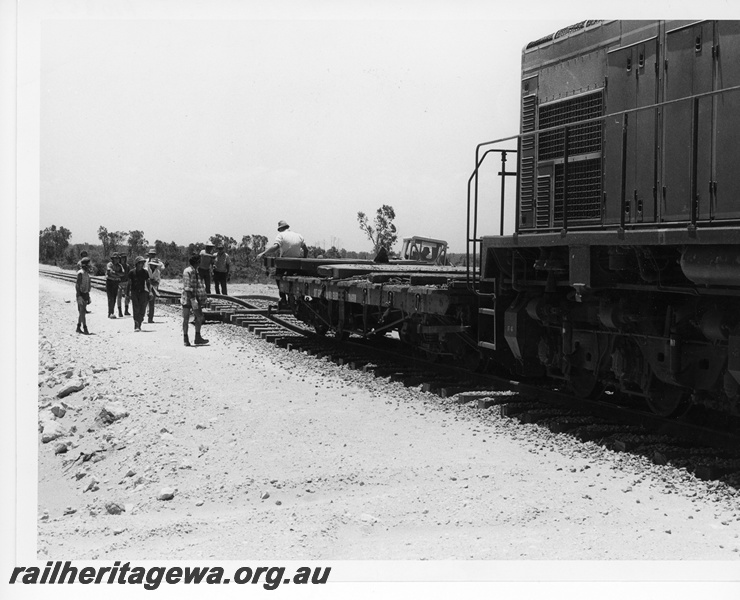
[157,487,176,501]
[57,379,85,399]
[50,403,67,418]
[105,502,125,515]
[41,421,67,444]
[97,403,129,425]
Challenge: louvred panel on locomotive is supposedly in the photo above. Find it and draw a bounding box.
[519,20,740,229]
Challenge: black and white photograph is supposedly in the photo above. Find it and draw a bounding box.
[3,1,740,598]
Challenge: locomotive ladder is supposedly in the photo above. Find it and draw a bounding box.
[467,142,518,351]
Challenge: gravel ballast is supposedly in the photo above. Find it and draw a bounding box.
[36,276,740,560]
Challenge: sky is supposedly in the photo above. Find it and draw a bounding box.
[37,6,574,253]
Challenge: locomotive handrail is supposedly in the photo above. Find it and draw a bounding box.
[471,82,740,150]
[466,147,517,292]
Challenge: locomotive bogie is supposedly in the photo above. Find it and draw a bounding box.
[483,237,739,414]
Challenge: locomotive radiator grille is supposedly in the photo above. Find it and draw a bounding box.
[538,92,603,161]
[553,158,602,223]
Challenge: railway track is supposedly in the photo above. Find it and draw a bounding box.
[39,267,182,301]
[41,266,740,487]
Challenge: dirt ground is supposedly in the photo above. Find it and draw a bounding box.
[35,274,740,561]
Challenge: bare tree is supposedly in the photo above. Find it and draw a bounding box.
[357,204,397,254]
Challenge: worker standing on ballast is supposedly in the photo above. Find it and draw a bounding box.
[145,247,165,323]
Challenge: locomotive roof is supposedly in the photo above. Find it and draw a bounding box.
[526,20,604,50]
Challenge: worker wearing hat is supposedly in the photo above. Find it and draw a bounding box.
[181,254,209,346]
[257,220,308,260]
[144,247,166,323]
[198,242,215,295]
[212,243,231,295]
[127,255,153,332]
[105,252,125,319]
[75,257,92,334]
[257,220,308,308]
[116,253,131,317]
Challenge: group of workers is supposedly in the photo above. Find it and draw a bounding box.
[74,220,305,347]
[75,248,166,334]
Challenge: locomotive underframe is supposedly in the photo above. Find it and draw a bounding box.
[480,231,740,416]
[277,275,483,365]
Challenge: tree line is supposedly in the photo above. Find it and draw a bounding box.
[39,225,274,282]
[39,226,380,282]
[39,205,408,281]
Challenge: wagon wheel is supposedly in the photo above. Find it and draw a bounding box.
[423,349,440,363]
[645,378,690,418]
[334,320,350,341]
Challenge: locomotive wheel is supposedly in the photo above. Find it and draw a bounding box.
[568,367,603,399]
[645,379,690,417]
[314,321,328,336]
[463,351,485,373]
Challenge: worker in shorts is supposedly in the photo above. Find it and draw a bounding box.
[182,254,209,346]
[116,254,131,317]
[75,257,92,334]
[77,250,93,313]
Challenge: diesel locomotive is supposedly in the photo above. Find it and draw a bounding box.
[272,20,740,419]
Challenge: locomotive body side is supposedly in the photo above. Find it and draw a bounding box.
[479,20,740,415]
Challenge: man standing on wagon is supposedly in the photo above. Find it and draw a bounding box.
[257,220,308,308]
